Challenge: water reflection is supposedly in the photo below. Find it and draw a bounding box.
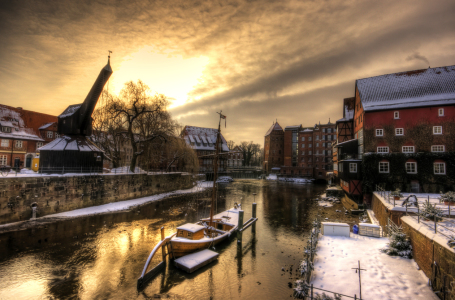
[0,180,326,300]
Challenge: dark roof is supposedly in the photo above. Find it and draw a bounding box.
[265,122,283,136]
[357,65,455,111]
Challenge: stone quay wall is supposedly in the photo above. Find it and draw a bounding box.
[371,192,407,228]
[0,173,195,225]
[401,217,455,299]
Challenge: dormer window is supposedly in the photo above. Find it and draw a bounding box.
[47,131,53,138]
[394,111,399,119]
[2,127,11,133]
[439,108,444,116]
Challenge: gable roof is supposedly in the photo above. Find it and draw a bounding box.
[265,122,283,136]
[182,125,229,152]
[357,65,455,111]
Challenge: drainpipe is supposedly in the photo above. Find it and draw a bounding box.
[10,138,14,168]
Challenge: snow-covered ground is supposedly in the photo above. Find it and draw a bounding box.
[374,191,455,215]
[39,181,212,219]
[311,234,438,299]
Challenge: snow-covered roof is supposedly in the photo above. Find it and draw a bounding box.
[264,122,283,136]
[39,122,55,130]
[301,128,313,132]
[39,136,103,152]
[0,130,44,141]
[177,223,205,233]
[0,121,14,127]
[59,104,81,118]
[357,65,455,111]
[183,126,229,152]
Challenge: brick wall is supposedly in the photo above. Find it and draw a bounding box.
[371,193,407,228]
[0,173,194,225]
[402,218,455,298]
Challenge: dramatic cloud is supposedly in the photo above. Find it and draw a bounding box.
[0,0,454,144]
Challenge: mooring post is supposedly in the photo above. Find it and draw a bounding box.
[237,210,244,243]
[161,227,166,261]
[252,202,257,233]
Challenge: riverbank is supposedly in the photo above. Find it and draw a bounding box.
[0,182,212,257]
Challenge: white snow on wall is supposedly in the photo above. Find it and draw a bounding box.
[59,104,81,118]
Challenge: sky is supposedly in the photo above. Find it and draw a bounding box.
[0,0,454,145]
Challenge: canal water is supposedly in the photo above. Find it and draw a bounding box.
[0,180,326,300]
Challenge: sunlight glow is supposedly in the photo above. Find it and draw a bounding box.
[110,46,209,108]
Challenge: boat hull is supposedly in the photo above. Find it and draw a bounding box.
[170,231,233,258]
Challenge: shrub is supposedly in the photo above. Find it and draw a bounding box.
[381,232,412,258]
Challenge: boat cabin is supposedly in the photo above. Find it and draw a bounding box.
[176,223,206,240]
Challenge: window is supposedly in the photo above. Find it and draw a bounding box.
[301,144,305,148]
[316,135,319,140]
[316,143,319,147]
[402,146,415,153]
[434,162,445,175]
[433,126,442,134]
[431,145,445,152]
[36,142,43,148]
[47,131,53,138]
[55,133,60,139]
[309,137,312,141]
[301,151,305,155]
[301,137,305,141]
[15,140,22,148]
[349,163,357,173]
[328,150,332,155]
[338,163,343,172]
[394,111,399,119]
[309,151,312,155]
[376,129,383,136]
[0,155,6,165]
[1,139,8,147]
[322,143,326,147]
[377,146,389,153]
[395,128,404,136]
[309,144,312,148]
[406,162,417,174]
[2,127,11,133]
[334,163,338,171]
[301,157,305,162]
[327,142,331,147]
[322,128,326,133]
[439,108,444,116]
[379,162,389,173]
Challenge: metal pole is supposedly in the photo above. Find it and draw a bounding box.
[161,226,166,261]
[435,203,437,234]
[237,210,244,243]
[252,202,257,233]
[359,261,362,299]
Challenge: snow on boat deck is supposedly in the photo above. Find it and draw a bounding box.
[311,234,438,299]
[174,249,219,273]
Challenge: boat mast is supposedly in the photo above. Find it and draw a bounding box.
[209,111,223,231]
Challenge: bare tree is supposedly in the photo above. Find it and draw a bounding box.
[92,91,128,168]
[227,140,235,150]
[240,141,262,166]
[108,80,169,172]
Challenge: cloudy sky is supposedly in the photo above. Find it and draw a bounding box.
[0,0,454,144]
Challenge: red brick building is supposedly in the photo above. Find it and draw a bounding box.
[0,105,58,169]
[334,65,455,204]
[263,120,336,180]
[263,122,284,173]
